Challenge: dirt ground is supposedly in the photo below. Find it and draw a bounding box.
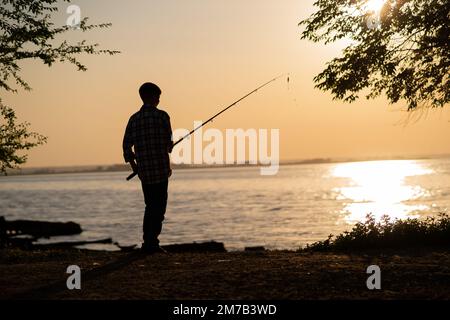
[1,248,449,300]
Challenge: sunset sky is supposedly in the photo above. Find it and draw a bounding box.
[3,0,450,168]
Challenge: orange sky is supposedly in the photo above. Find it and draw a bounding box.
[3,0,450,167]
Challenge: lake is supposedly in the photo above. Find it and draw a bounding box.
[1,158,449,250]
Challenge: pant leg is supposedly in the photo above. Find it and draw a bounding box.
[142,180,168,247]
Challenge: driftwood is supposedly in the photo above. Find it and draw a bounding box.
[245,246,266,252]
[0,216,105,250]
[2,217,82,238]
[32,238,113,249]
[113,241,226,253]
[112,241,227,253]
[161,241,226,253]
[1,217,227,253]
[114,243,138,252]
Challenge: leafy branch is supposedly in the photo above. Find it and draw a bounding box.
[300,0,449,111]
[0,99,46,173]
[0,0,119,173]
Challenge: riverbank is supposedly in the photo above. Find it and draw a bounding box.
[1,247,449,300]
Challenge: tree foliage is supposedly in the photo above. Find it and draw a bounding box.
[0,99,46,173]
[0,0,119,173]
[300,0,449,110]
[0,0,119,92]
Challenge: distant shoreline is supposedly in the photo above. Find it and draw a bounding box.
[3,154,450,177]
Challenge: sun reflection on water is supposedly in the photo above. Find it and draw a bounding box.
[332,160,433,224]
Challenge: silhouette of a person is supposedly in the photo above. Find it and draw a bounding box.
[123,83,173,253]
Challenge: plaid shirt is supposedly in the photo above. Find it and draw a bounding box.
[123,105,173,184]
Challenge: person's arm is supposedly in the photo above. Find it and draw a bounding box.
[123,118,137,172]
[166,114,173,154]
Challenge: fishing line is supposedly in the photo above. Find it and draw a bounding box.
[126,74,290,181]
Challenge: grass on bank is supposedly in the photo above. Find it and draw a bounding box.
[303,213,450,252]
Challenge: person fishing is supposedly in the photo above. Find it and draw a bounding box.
[123,75,288,254]
[123,82,173,254]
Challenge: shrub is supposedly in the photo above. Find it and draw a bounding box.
[303,213,450,252]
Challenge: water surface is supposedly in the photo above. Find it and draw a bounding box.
[1,159,449,250]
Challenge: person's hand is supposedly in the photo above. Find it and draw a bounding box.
[130,160,138,173]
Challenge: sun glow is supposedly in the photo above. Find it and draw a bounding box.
[332,160,433,223]
[364,0,386,14]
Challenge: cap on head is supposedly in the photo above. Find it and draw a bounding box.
[139,82,161,103]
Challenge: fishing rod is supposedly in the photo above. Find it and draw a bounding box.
[126,74,288,181]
